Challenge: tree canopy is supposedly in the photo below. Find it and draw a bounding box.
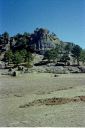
[71,45,82,65]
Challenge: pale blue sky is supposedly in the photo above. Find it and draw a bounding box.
[0,0,85,48]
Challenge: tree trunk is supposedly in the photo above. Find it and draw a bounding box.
[77,58,80,66]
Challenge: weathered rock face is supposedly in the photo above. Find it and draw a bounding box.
[30,65,82,74]
[7,28,61,54]
[29,28,60,54]
[0,28,74,56]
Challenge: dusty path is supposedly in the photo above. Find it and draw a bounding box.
[0,71,85,126]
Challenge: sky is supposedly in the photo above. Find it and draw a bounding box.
[0,0,85,48]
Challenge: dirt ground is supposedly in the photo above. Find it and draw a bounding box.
[0,70,85,127]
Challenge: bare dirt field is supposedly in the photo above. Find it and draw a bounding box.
[0,70,85,127]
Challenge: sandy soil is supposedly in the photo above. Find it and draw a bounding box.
[0,70,85,127]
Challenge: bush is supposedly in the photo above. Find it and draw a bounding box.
[26,62,33,68]
[12,71,16,76]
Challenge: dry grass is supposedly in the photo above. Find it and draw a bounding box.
[0,71,85,127]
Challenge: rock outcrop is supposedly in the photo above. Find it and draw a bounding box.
[78,66,85,73]
[28,28,60,54]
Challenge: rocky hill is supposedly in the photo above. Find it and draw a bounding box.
[0,28,73,55]
[0,28,83,67]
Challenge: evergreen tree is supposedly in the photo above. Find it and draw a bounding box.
[12,51,23,65]
[80,49,85,65]
[44,48,58,62]
[71,45,81,65]
[60,53,70,65]
[4,50,13,64]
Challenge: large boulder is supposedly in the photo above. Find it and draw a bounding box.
[78,66,85,73]
[65,66,80,73]
[45,66,68,74]
[0,61,5,69]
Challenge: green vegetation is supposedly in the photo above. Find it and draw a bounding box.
[12,51,23,65]
[0,28,85,67]
[64,43,72,54]
[44,48,58,62]
[71,45,82,65]
[4,50,13,64]
[60,54,70,65]
[4,49,34,67]
[80,49,85,65]
[25,52,34,68]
